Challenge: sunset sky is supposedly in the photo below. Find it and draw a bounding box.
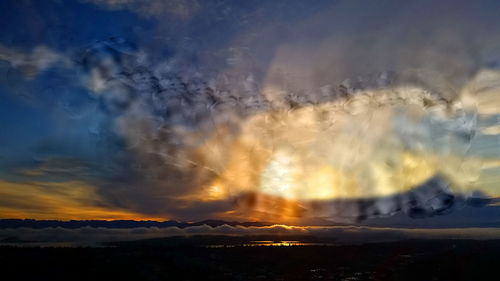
[1,0,500,227]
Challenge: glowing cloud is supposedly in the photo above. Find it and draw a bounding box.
[74,36,500,222]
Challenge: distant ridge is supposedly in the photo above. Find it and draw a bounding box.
[0,219,273,229]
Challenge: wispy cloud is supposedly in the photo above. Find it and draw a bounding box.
[0,45,69,79]
[0,180,164,221]
[82,0,200,19]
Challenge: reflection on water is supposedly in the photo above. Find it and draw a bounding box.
[206,240,336,248]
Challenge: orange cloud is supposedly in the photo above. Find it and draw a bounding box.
[0,180,165,221]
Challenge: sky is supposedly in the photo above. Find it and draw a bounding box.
[1,0,500,227]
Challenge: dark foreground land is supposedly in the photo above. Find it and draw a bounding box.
[1,239,499,281]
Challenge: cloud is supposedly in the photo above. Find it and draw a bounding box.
[3,0,500,223]
[75,34,500,223]
[18,157,96,178]
[0,180,164,221]
[82,0,200,19]
[0,45,69,79]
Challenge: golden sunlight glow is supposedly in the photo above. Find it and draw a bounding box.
[199,87,446,200]
[192,76,500,221]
